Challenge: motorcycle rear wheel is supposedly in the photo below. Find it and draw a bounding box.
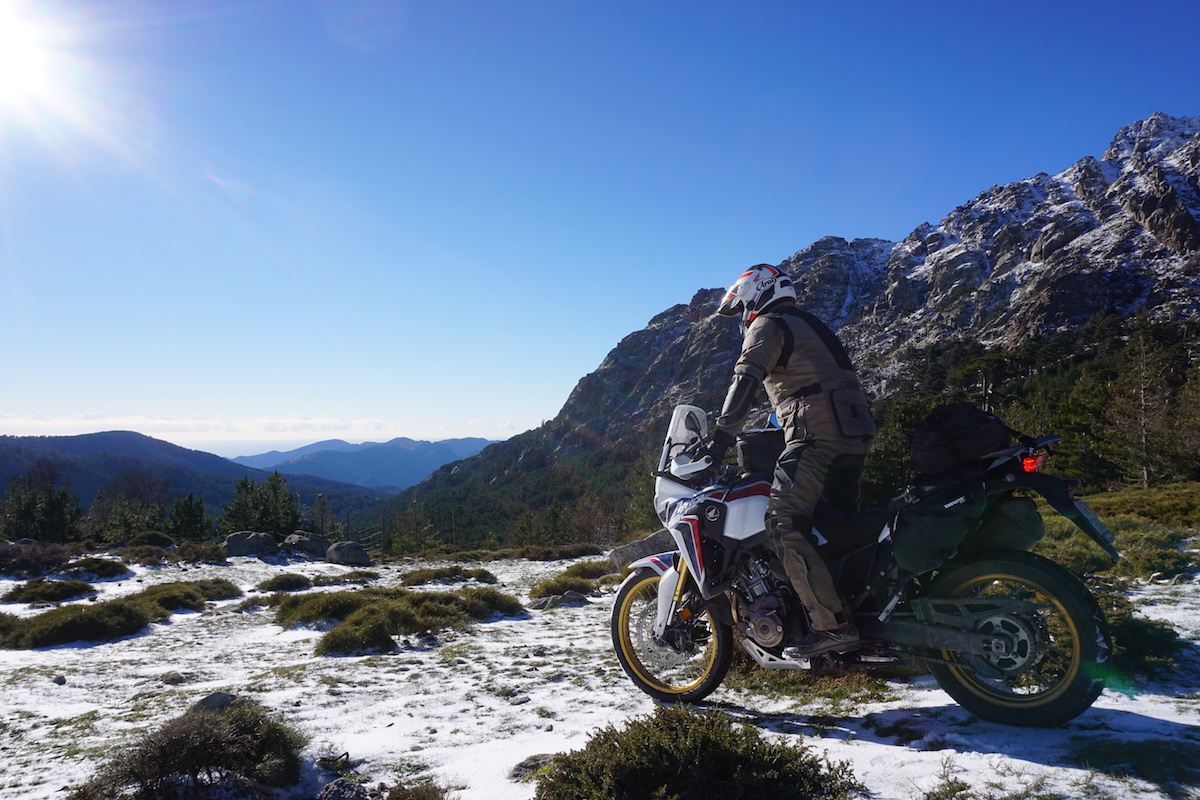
[611,568,733,703]
[926,549,1111,727]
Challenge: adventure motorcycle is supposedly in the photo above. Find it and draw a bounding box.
[611,404,1120,727]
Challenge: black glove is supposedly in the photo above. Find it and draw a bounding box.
[699,429,736,467]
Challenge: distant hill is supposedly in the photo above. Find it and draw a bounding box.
[0,432,389,518]
[232,438,495,490]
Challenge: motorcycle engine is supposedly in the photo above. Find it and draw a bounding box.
[735,557,791,649]
[741,594,787,648]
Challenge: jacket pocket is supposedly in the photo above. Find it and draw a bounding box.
[828,389,876,438]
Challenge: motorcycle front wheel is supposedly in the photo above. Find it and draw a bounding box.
[926,549,1111,727]
[611,568,733,703]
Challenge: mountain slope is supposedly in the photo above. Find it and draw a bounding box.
[0,433,388,517]
[234,438,495,490]
[356,112,1200,548]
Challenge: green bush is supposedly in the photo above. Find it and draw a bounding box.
[5,599,155,649]
[177,542,226,564]
[529,575,596,599]
[1082,482,1200,528]
[456,586,525,618]
[58,557,131,581]
[124,531,175,549]
[257,573,313,593]
[401,565,498,586]
[303,586,524,656]
[312,569,379,586]
[315,604,401,656]
[2,577,95,603]
[1,579,243,649]
[69,698,308,800]
[1034,512,1198,579]
[513,544,605,561]
[0,542,75,577]
[533,705,862,800]
[275,588,405,630]
[118,545,177,567]
[385,781,455,800]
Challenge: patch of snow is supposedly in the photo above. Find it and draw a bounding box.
[1,556,1197,800]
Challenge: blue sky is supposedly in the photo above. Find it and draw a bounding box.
[1,0,1198,457]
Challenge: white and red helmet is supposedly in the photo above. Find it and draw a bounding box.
[716,264,796,326]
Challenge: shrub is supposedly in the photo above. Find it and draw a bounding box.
[1,579,243,649]
[257,573,313,593]
[6,599,155,649]
[385,781,455,800]
[2,578,95,603]
[307,586,524,656]
[124,531,175,549]
[529,575,596,599]
[401,565,498,586]
[312,570,379,586]
[58,557,131,581]
[275,588,405,630]
[533,705,863,800]
[177,542,226,564]
[1082,482,1200,528]
[456,586,525,618]
[0,542,75,577]
[1034,513,1198,579]
[315,605,400,656]
[118,545,177,567]
[70,698,308,800]
[513,544,605,561]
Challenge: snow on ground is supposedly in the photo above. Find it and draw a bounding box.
[1,555,1198,800]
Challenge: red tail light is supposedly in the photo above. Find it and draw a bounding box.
[1022,455,1045,473]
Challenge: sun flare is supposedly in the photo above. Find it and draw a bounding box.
[0,5,56,106]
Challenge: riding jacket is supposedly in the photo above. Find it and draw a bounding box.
[715,301,876,443]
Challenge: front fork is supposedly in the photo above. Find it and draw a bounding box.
[652,560,691,639]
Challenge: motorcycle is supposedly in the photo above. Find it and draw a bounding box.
[611,404,1120,727]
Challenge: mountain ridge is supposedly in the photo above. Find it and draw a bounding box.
[0,432,389,518]
[232,437,495,490]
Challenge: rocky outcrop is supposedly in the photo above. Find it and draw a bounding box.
[283,532,329,558]
[223,531,279,557]
[326,541,371,567]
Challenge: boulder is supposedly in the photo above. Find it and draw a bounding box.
[193,691,237,711]
[223,531,279,557]
[326,541,371,567]
[527,590,590,610]
[609,528,674,570]
[283,531,330,558]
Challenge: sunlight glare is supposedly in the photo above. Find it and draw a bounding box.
[0,4,54,105]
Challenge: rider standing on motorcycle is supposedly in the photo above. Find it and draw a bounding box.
[705,264,876,656]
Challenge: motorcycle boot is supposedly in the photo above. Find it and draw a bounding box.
[784,617,861,658]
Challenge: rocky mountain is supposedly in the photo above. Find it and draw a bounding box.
[791,112,1200,392]
[0,432,389,517]
[363,112,1199,546]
